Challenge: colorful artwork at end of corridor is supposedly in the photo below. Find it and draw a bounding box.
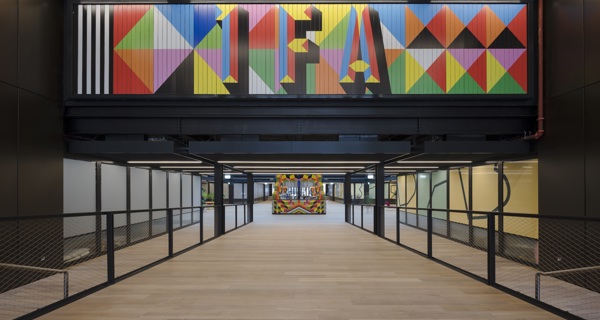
[76,3,528,95]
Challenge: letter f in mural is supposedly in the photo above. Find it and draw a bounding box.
[340,6,390,94]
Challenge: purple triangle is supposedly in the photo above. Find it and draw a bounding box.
[320,49,344,75]
[196,49,223,78]
[448,49,485,71]
[240,4,274,31]
[154,49,193,92]
[274,52,280,92]
[489,49,526,71]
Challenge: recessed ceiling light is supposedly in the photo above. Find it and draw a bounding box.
[396,161,471,164]
[128,161,202,164]
[219,161,379,164]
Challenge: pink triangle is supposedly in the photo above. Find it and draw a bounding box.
[488,49,526,71]
[153,49,193,92]
[320,49,344,75]
[195,49,223,78]
[448,49,485,71]
[240,4,274,31]
[274,51,280,92]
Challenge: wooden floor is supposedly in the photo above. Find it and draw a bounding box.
[42,201,559,320]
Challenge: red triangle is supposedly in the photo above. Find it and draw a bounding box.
[467,51,487,92]
[508,50,527,92]
[113,5,152,48]
[427,52,446,92]
[508,6,527,48]
[427,6,447,47]
[249,6,277,49]
[113,51,152,94]
[467,6,487,48]
[304,5,312,18]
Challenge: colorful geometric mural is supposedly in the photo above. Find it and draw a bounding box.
[273,174,326,214]
[75,3,528,95]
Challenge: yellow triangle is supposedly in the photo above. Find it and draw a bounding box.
[350,60,369,72]
[486,50,505,92]
[340,75,354,83]
[280,4,311,20]
[194,51,229,94]
[281,75,294,83]
[314,4,352,45]
[366,75,380,83]
[288,38,308,53]
[217,4,236,21]
[223,75,237,84]
[405,50,425,91]
[446,51,466,92]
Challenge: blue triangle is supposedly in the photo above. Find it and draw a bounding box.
[193,5,218,48]
[487,4,526,27]
[447,4,484,26]
[371,4,405,46]
[156,5,195,47]
[407,4,443,26]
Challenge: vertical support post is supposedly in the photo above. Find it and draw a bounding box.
[200,206,204,244]
[396,207,400,244]
[468,166,474,246]
[332,184,336,202]
[361,205,364,228]
[446,169,451,238]
[427,208,433,258]
[344,173,352,223]
[167,209,173,258]
[63,273,69,298]
[498,162,505,255]
[487,212,496,285]
[149,169,153,237]
[180,173,183,227]
[228,182,234,204]
[126,166,131,245]
[106,212,115,284]
[535,273,541,300]
[235,205,238,228]
[375,163,385,237]
[95,162,102,256]
[214,164,225,237]
[247,173,254,223]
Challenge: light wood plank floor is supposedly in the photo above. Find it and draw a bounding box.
[42,201,559,320]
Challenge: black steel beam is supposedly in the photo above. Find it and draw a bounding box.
[189,141,411,154]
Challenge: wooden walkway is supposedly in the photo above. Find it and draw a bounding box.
[42,201,558,320]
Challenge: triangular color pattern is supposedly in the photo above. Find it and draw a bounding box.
[153,49,192,92]
[154,9,193,49]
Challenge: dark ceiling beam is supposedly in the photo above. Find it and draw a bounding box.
[189,141,411,155]
[423,141,532,154]
[68,141,175,153]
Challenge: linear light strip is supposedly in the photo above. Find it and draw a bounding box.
[219,161,379,164]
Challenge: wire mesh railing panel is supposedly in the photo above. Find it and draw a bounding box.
[237,205,245,227]
[172,213,182,230]
[362,206,374,232]
[192,208,201,224]
[173,222,201,254]
[432,212,488,279]
[203,209,215,241]
[399,211,427,254]
[152,211,167,237]
[384,207,397,242]
[225,206,236,232]
[181,209,193,227]
[129,212,151,243]
[114,213,168,278]
[352,205,360,226]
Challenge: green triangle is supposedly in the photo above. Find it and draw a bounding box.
[249,50,275,91]
[306,64,316,94]
[320,13,351,49]
[276,87,287,94]
[448,73,485,94]
[196,25,222,49]
[388,52,406,94]
[488,73,526,94]
[407,72,443,94]
[365,88,372,94]
[115,8,154,49]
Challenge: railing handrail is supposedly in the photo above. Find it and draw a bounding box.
[535,265,600,300]
[0,263,69,299]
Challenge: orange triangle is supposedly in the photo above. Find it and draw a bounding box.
[385,49,403,68]
[113,51,151,94]
[316,55,346,94]
[446,6,465,47]
[406,7,425,47]
[115,49,154,92]
[486,6,506,47]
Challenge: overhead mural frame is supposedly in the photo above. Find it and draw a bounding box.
[69,1,535,99]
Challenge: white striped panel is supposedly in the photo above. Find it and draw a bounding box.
[77,6,83,94]
[86,5,91,94]
[95,5,101,94]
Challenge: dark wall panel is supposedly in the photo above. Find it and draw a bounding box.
[585,82,600,218]
[17,90,63,216]
[18,0,63,101]
[539,89,585,217]
[0,0,18,86]
[584,0,600,86]
[0,82,19,218]
[545,0,584,98]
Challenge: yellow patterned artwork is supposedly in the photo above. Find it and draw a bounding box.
[273,174,326,214]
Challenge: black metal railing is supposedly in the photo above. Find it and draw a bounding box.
[0,203,250,320]
[349,205,600,320]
